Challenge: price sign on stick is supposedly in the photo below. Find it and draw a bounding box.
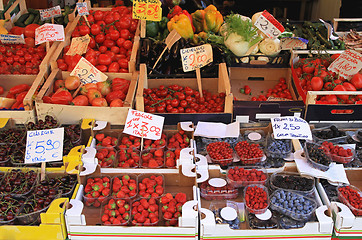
[180,44,213,72]
[66,34,90,56]
[123,109,165,140]
[328,50,362,80]
[25,128,64,164]
[0,34,25,44]
[76,2,89,16]
[35,24,65,45]
[280,37,308,50]
[40,6,62,21]
[254,10,285,39]
[70,57,108,84]
[132,0,162,21]
[271,116,312,140]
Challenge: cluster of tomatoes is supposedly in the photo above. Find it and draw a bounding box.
[0,83,31,109]
[293,55,362,104]
[234,141,264,165]
[57,6,138,73]
[43,75,130,107]
[240,78,293,101]
[143,85,225,113]
[321,141,354,164]
[338,185,362,216]
[244,185,268,214]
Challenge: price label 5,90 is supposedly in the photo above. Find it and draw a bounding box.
[25,128,64,164]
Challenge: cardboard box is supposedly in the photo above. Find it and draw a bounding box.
[65,164,199,240]
[35,69,138,125]
[230,67,304,122]
[136,63,233,125]
[199,165,334,240]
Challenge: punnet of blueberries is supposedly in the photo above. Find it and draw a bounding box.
[266,136,292,158]
[270,189,317,222]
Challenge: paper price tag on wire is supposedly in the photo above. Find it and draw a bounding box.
[271,116,312,140]
[254,10,284,39]
[40,6,62,21]
[76,2,89,16]
[0,34,25,44]
[123,109,165,140]
[35,24,65,45]
[70,57,108,84]
[180,44,213,72]
[132,0,162,21]
[328,50,362,80]
[280,37,308,50]
[25,128,64,164]
[66,34,90,56]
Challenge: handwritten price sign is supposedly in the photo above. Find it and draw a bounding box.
[132,0,162,21]
[280,37,308,50]
[328,50,362,80]
[66,34,90,56]
[25,128,64,164]
[35,24,65,45]
[70,57,108,84]
[123,109,165,140]
[0,34,25,44]
[180,44,213,72]
[271,116,312,140]
[254,10,284,39]
[40,6,62,21]
[76,2,89,16]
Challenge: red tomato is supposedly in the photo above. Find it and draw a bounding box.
[98,54,112,65]
[91,24,102,35]
[92,97,108,107]
[350,73,362,90]
[72,95,89,106]
[24,24,40,38]
[123,40,133,50]
[120,29,130,39]
[343,82,357,91]
[79,25,90,36]
[333,85,349,101]
[110,99,124,107]
[311,77,323,91]
[119,17,131,29]
[118,58,128,69]
[94,10,104,21]
[108,62,120,72]
[302,64,315,74]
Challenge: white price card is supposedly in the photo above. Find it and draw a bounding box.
[254,10,285,39]
[76,2,89,16]
[180,44,213,72]
[271,116,312,140]
[328,50,362,80]
[35,24,65,45]
[0,34,25,44]
[280,37,308,50]
[66,34,90,56]
[70,57,108,84]
[40,6,62,21]
[123,109,165,140]
[25,127,64,164]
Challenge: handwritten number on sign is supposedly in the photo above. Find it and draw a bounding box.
[35,141,46,154]
[147,4,159,18]
[136,3,146,14]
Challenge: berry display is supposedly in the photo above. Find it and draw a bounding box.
[271,174,314,193]
[244,185,269,214]
[227,167,268,187]
[313,126,346,141]
[131,198,159,226]
[338,185,362,216]
[101,199,130,225]
[234,141,264,165]
[321,141,354,163]
[207,142,233,167]
[305,142,331,171]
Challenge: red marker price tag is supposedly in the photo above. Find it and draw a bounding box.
[180,44,213,72]
[280,37,308,50]
[35,24,65,45]
[328,50,362,80]
[254,10,284,39]
[132,0,162,21]
[76,2,89,16]
[70,57,108,84]
[123,109,165,140]
[40,6,62,21]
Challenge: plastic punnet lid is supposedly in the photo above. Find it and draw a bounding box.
[209,178,227,187]
[255,209,272,220]
[220,207,237,221]
[248,132,262,141]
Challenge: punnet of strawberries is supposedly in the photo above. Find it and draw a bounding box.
[83,176,111,207]
[160,192,187,226]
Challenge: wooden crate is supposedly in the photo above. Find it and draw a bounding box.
[35,68,138,125]
[230,67,304,121]
[48,3,140,74]
[136,63,233,125]
[333,18,362,34]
